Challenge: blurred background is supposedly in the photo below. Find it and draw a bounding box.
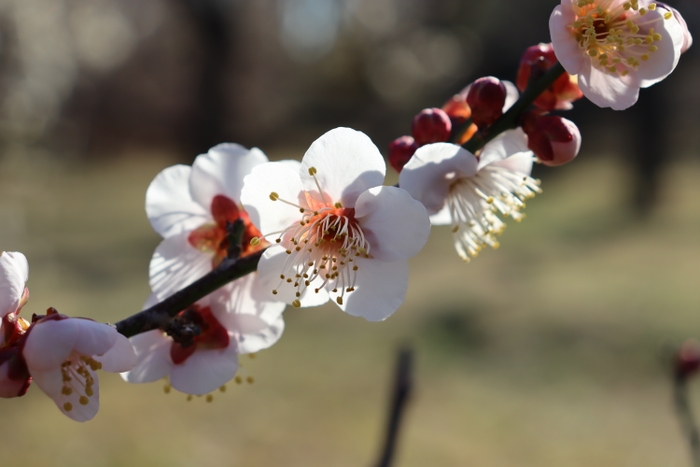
[1,0,700,465]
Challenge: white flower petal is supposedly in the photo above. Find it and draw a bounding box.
[0,251,28,318]
[212,274,286,331]
[490,151,534,175]
[428,204,453,226]
[231,314,285,354]
[400,143,478,214]
[300,128,385,207]
[96,333,136,373]
[577,60,640,110]
[121,330,173,383]
[145,165,209,238]
[477,129,531,169]
[354,186,430,262]
[256,247,330,307]
[72,319,118,357]
[189,144,269,208]
[23,319,79,371]
[240,162,307,237]
[636,8,684,87]
[332,258,408,321]
[149,233,213,300]
[169,345,239,395]
[32,367,100,422]
[549,4,585,75]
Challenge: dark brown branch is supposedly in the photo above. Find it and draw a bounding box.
[674,373,700,467]
[374,347,414,467]
[114,250,262,338]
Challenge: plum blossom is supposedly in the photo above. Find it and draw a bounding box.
[550,0,686,110]
[241,127,431,321]
[122,279,285,396]
[22,311,137,422]
[147,143,270,300]
[399,129,541,261]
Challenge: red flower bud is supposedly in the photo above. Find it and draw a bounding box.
[388,136,419,173]
[517,43,583,111]
[466,77,507,127]
[524,115,581,167]
[411,108,452,145]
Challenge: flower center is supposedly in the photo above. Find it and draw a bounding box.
[252,167,371,307]
[447,166,541,261]
[60,352,101,413]
[188,195,266,267]
[571,0,672,76]
[170,305,230,365]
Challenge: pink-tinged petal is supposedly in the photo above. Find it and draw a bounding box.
[577,60,640,110]
[428,205,453,226]
[211,274,286,332]
[169,344,239,395]
[490,152,534,175]
[97,334,136,373]
[354,186,430,262]
[189,144,269,208]
[145,165,210,238]
[478,129,530,169]
[636,8,684,87]
[0,251,28,318]
[231,314,285,354]
[149,233,213,301]
[300,128,386,207]
[256,247,330,307]
[23,319,78,371]
[399,143,478,215]
[72,319,118,357]
[121,330,173,383]
[0,361,27,398]
[240,162,307,237]
[331,258,408,321]
[32,367,100,422]
[549,5,585,75]
[503,81,519,111]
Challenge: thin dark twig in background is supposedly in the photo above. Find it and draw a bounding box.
[674,373,700,467]
[374,347,414,467]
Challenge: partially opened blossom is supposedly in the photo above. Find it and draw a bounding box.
[123,279,285,395]
[147,143,270,300]
[0,251,29,320]
[400,129,541,261]
[550,0,685,110]
[22,311,137,422]
[241,127,431,321]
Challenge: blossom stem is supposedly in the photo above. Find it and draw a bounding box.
[114,250,263,338]
[673,372,700,467]
[463,62,566,154]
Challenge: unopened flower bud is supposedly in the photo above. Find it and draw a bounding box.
[441,94,471,124]
[466,77,507,127]
[411,108,452,145]
[676,340,700,380]
[516,43,583,111]
[524,115,581,167]
[388,135,419,173]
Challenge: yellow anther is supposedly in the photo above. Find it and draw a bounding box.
[219,385,227,392]
[250,237,261,247]
[588,48,598,57]
[206,394,213,403]
[63,402,73,412]
[246,376,254,384]
[639,8,646,15]
[648,3,656,10]
[308,167,318,176]
[163,384,171,394]
[85,387,94,397]
[334,202,343,208]
[641,54,649,61]
[235,376,243,384]
[664,11,672,19]
[336,297,343,305]
[269,192,279,201]
[61,387,72,395]
[79,396,89,405]
[649,45,658,52]
[292,299,301,308]
[652,33,662,41]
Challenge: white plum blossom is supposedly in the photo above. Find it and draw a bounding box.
[122,279,285,395]
[550,0,686,110]
[147,143,271,300]
[22,312,137,422]
[0,251,29,320]
[241,127,431,321]
[399,129,541,261]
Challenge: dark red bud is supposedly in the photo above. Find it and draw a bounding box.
[517,43,583,111]
[523,115,581,167]
[388,136,419,173]
[676,340,700,379]
[466,77,506,127]
[411,108,452,145]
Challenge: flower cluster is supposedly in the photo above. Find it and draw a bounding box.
[0,1,691,423]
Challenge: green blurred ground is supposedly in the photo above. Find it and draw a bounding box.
[1,147,699,466]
